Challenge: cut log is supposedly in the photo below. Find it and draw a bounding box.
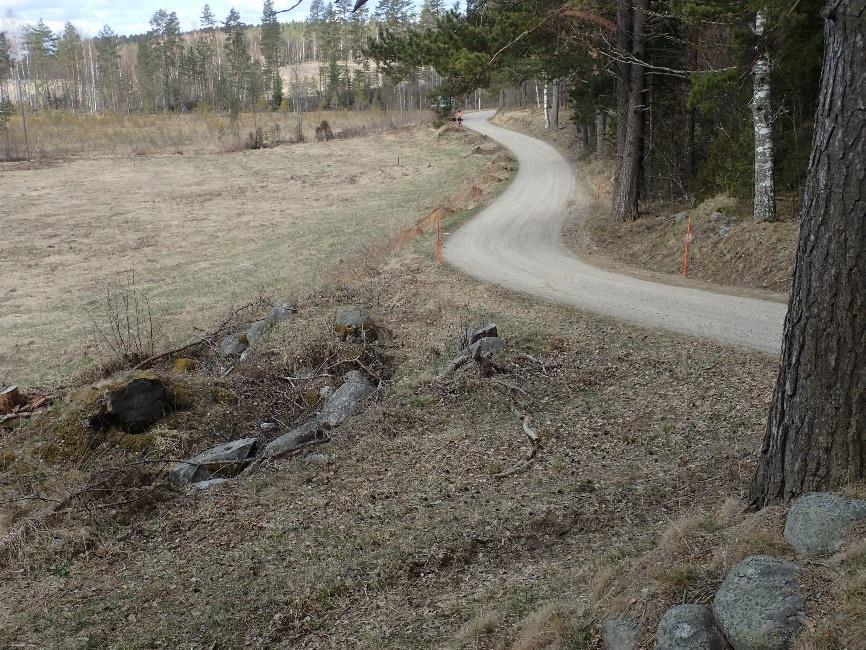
[0,386,24,414]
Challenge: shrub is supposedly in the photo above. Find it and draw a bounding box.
[314,120,334,141]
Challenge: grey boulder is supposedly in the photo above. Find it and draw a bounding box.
[462,323,498,349]
[319,370,375,428]
[104,377,167,432]
[713,555,803,650]
[655,604,724,650]
[191,478,229,490]
[468,336,505,359]
[784,492,866,557]
[268,302,297,324]
[262,419,320,458]
[334,307,376,342]
[219,332,249,358]
[170,437,258,484]
[604,616,638,650]
[246,319,271,345]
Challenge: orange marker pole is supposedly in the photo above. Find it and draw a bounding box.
[682,214,692,278]
[435,212,442,266]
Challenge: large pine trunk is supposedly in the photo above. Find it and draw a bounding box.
[750,0,866,508]
[612,0,648,222]
[612,0,632,207]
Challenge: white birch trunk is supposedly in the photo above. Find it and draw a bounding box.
[543,78,550,129]
[534,80,541,108]
[752,10,776,223]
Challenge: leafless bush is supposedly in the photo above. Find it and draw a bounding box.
[335,125,367,140]
[88,274,164,368]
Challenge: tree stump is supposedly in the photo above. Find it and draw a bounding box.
[0,386,24,414]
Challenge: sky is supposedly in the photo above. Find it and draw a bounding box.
[0,0,312,39]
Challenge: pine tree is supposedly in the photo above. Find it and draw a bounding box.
[95,26,121,112]
[419,0,444,28]
[261,0,283,109]
[136,39,158,111]
[23,20,58,109]
[373,0,415,32]
[0,32,11,102]
[201,4,217,30]
[148,10,182,110]
[200,4,220,107]
[56,24,83,110]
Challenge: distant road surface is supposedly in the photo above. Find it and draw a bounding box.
[444,110,786,355]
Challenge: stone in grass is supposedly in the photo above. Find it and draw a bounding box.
[784,492,866,557]
[319,370,375,428]
[655,604,724,650]
[219,332,249,358]
[246,319,271,345]
[99,374,167,433]
[467,336,505,359]
[713,555,803,650]
[604,615,638,650]
[262,420,320,458]
[673,211,689,224]
[191,478,229,490]
[461,323,498,350]
[268,302,297,324]
[170,437,258,484]
[334,307,377,342]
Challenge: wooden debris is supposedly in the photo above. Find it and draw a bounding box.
[0,386,24,414]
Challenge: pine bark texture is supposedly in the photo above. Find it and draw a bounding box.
[596,109,609,160]
[612,0,648,222]
[750,0,866,508]
[752,10,777,223]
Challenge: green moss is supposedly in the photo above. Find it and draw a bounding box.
[35,415,104,463]
[166,382,196,410]
[209,386,238,405]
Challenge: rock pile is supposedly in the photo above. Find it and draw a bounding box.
[605,491,864,650]
[218,301,297,359]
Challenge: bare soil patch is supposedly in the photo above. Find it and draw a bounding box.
[0,126,485,387]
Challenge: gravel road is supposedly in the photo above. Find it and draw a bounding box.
[444,110,786,355]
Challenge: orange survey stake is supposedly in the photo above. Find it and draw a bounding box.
[436,211,443,266]
[682,214,692,278]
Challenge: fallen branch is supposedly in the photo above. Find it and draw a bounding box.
[433,353,472,383]
[495,401,542,479]
[0,412,32,424]
[519,352,550,376]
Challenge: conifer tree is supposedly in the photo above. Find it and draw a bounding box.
[56,24,82,110]
[261,0,283,109]
[95,26,121,111]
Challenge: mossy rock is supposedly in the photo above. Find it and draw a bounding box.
[92,372,168,433]
[172,358,198,374]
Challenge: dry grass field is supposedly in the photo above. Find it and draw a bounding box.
[0,108,427,161]
[0,122,486,387]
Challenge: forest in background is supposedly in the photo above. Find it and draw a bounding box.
[368,0,826,222]
[1,0,826,222]
[0,0,440,129]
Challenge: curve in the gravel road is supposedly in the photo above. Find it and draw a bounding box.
[443,110,786,355]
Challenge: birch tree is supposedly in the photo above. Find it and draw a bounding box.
[751,9,776,222]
